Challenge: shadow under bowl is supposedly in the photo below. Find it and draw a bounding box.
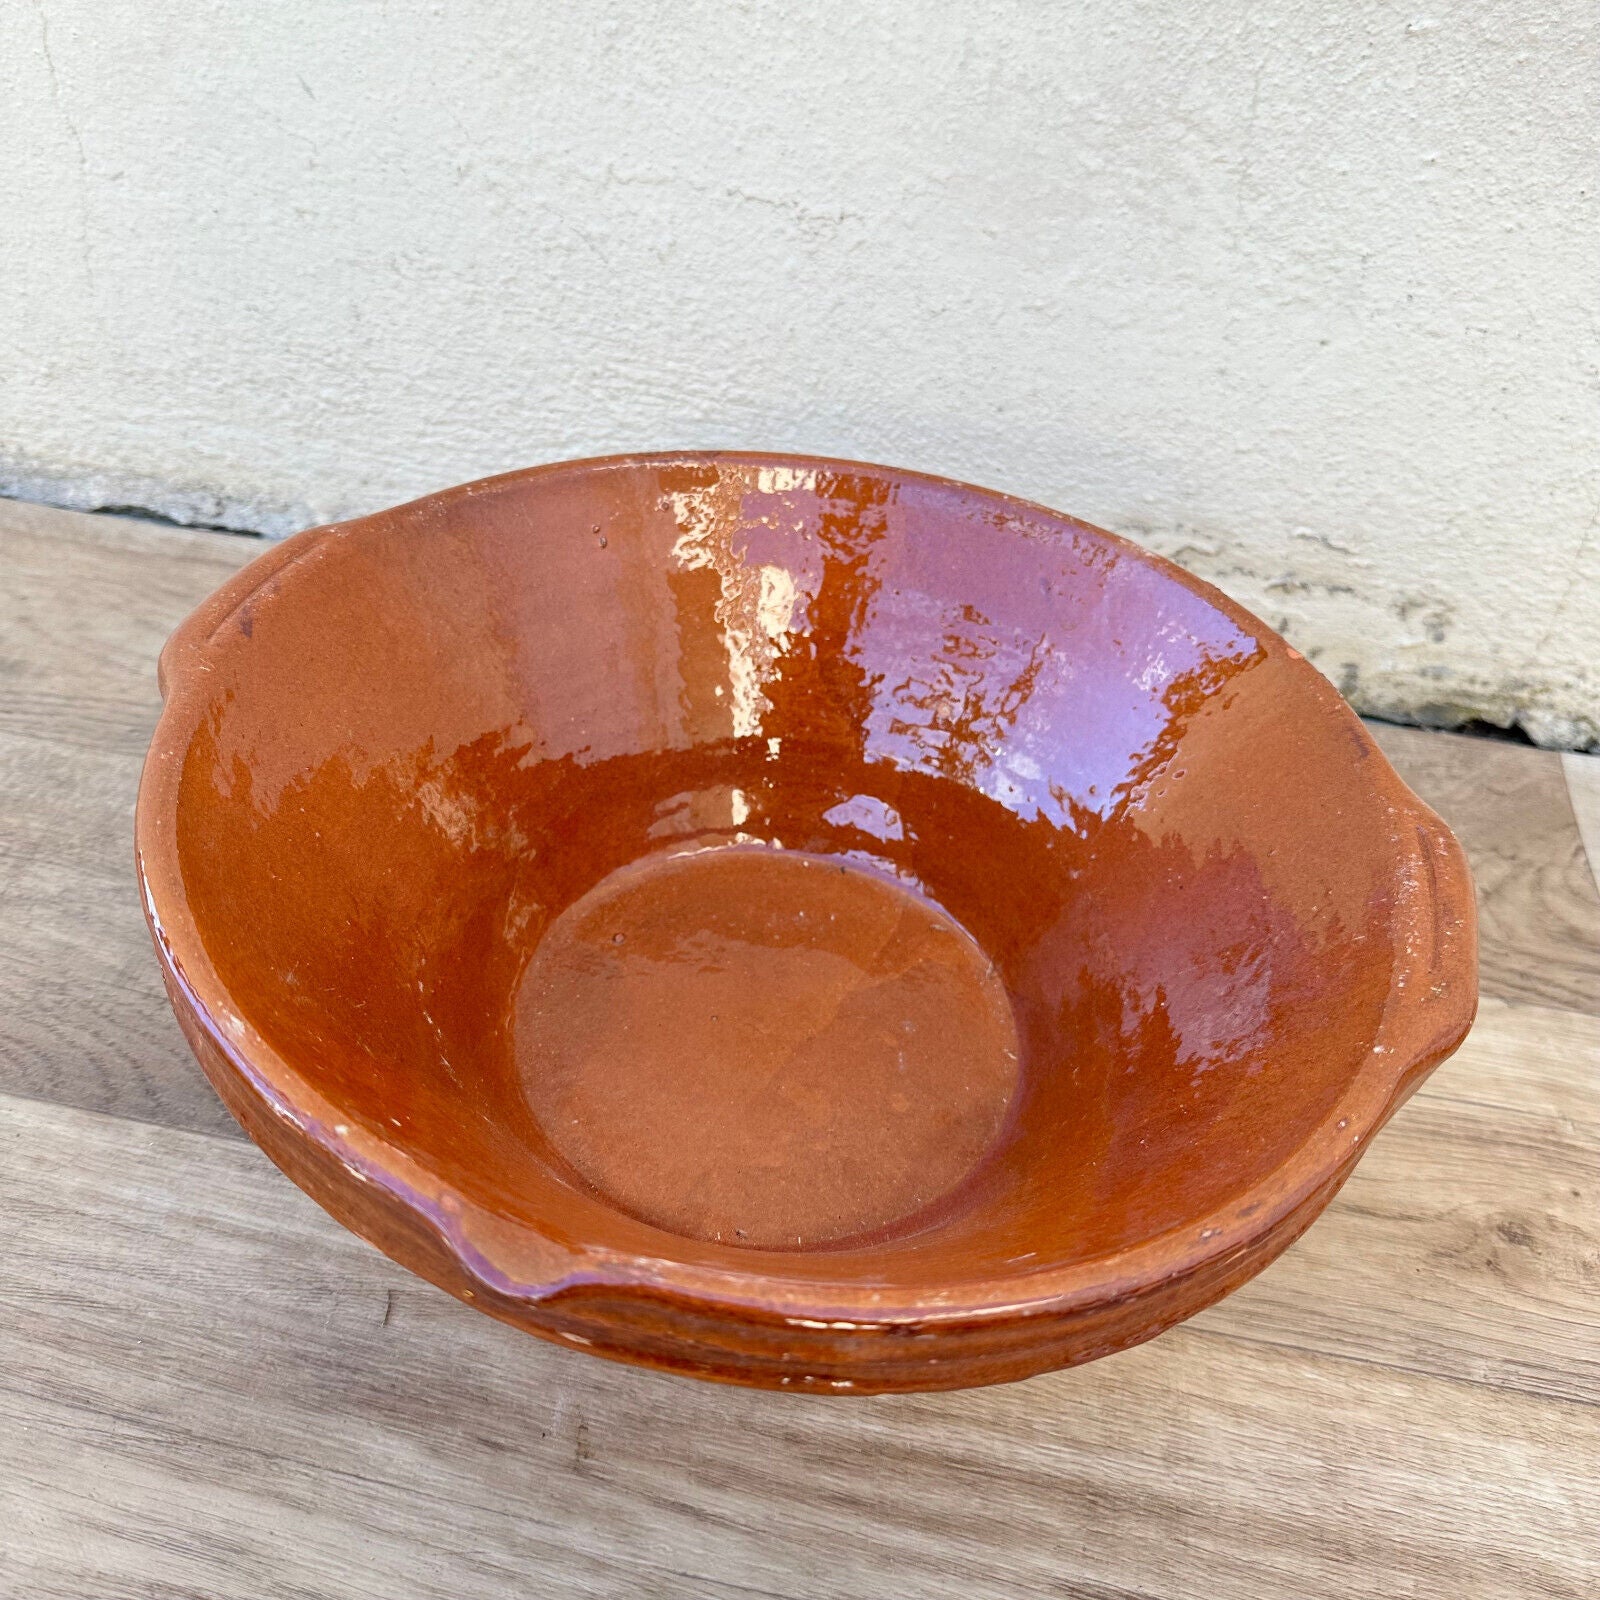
[137,452,1477,1392]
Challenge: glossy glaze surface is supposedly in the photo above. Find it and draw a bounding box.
[136,453,1477,1391]
[517,846,1021,1250]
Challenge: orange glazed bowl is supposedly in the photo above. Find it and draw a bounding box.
[136,453,1476,1393]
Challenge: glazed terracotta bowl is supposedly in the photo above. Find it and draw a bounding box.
[137,453,1476,1393]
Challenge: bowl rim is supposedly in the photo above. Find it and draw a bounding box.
[135,449,1479,1327]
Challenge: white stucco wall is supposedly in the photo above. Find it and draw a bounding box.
[3,2,1595,745]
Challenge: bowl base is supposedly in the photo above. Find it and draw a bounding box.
[514,845,1022,1250]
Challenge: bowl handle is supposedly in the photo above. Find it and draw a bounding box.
[1375,802,1479,1104]
[157,521,341,701]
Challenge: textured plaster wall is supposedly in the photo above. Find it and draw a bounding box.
[3,1,1595,745]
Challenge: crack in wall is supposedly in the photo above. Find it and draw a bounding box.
[32,1,98,305]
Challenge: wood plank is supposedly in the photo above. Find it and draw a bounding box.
[0,497,256,758]
[1564,750,1600,902]
[1368,719,1600,1015]
[0,500,254,1137]
[1199,996,1600,1407]
[0,730,238,1138]
[1,996,1597,1600]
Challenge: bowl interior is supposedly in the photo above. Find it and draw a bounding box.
[169,456,1403,1289]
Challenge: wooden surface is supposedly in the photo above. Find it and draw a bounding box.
[2,496,1597,1598]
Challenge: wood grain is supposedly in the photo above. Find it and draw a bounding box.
[1199,996,1600,1407]
[1564,750,1600,902]
[2,997,1597,1600]
[0,501,253,1137]
[0,498,254,757]
[1369,719,1600,1015]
